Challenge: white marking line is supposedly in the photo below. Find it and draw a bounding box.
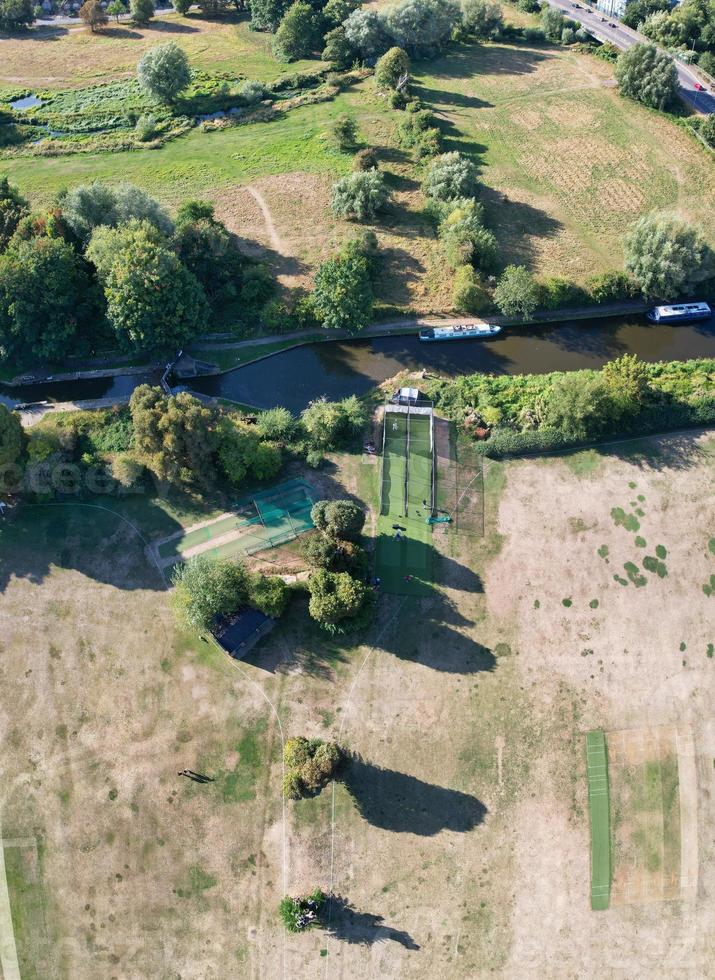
[323,600,406,980]
[675,727,699,901]
[0,828,21,980]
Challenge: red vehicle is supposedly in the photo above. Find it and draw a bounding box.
[693,82,705,91]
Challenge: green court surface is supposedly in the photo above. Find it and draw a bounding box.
[586,730,611,910]
[376,410,435,596]
[158,513,253,560]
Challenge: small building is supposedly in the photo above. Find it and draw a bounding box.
[211,607,275,659]
[390,386,422,406]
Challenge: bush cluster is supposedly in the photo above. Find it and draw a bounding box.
[283,737,343,798]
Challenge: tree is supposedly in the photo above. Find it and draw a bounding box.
[322,26,355,67]
[0,0,34,30]
[701,113,715,148]
[423,152,479,202]
[137,42,190,103]
[249,0,291,30]
[247,573,290,618]
[439,198,496,270]
[0,403,25,476]
[278,890,326,932]
[384,0,460,56]
[300,396,367,447]
[540,5,565,40]
[0,177,29,253]
[493,264,539,319]
[543,373,616,440]
[130,0,154,22]
[273,1,322,60]
[615,43,678,110]
[323,0,360,26]
[129,385,218,485]
[61,181,173,244]
[353,147,378,171]
[107,0,127,21]
[110,454,145,489]
[80,0,109,30]
[172,555,249,630]
[311,499,365,539]
[375,46,410,88]
[452,263,489,312]
[283,737,342,798]
[255,406,294,440]
[621,0,669,29]
[172,217,245,309]
[0,237,93,365]
[623,212,714,299]
[312,252,373,332]
[461,0,503,37]
[343,6,390,58]
[173,0,191,11]
[88,220,208,351]
[601,354,650,417]
[308,568,369,628]
[330,171,390,221]
[332,114,359,151]
[215,416,282,485]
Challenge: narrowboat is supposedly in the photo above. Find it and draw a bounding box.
[419,323,502,341]
[646,302,711,323]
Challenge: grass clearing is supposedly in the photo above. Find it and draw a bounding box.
[585,730,610,910]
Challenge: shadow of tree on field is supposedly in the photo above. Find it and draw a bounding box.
[599,430,714,472]
[416,41,554,81]
[142,18,200,33]
[481,186,564,273]
[342,754,487,834]
[326,894,420,949]
[103,26,142,39]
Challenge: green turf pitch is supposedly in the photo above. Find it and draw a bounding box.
[586,730,611,910]
[376,411,434,596]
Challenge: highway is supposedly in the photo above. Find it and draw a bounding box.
[545,0,715,114]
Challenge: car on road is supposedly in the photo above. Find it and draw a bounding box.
[694,83,705,91]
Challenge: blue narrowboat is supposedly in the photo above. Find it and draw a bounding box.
[646,302,711,323]
[419,323,502,342]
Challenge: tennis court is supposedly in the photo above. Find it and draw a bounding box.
[586,729,611,910]
[157,480,315,565]
[375,405,435,596]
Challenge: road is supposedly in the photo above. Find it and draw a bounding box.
[545,0,715,114]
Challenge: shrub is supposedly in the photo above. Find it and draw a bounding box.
[239,80,267,105]
[0,176,29,253]
[353,147,378,171]
[308,568,370,630]
[700,113,715,148]
[137,42,190,104]
[423,151,479,202]
[396,107,436,147]
[330,170,390,221]
[130,0,154,24]
[322,26,355,68]
[135,114,159,142]
[452,263,491,312]
[247,573,290,618]
[313,251,373,331]
[517,0,539,11]
[439,198,496,270]
[493,264,539,319]
[80,0,108,30]
[311,499,366,540]
[171,555,248,630]
[61,181,173,244]
[523,26,545,43]
[306,448,323,468]
[615,43,678,110]
[278,890,326,932]
[300,395,367,447]
[332,113,359,151]
[375,46,411,88]
[587,271,640,304]
[414,127,442,158]
[384,0,461,57]
[256,406,294,440]
[343,6,391,58]
[537,277,589,310]
[541,6,565,40]
[110,455,145,490]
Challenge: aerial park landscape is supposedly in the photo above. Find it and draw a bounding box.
[0,0,713,975]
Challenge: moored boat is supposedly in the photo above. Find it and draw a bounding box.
[419,323,502,341]
[646,301,711,323]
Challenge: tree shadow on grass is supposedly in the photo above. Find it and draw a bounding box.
[142,18,200,33]
[326,894,420,949]
[480,185,564,273]
[414,81,493,112]
[415,41,554,81]
[342,753,487,834]
[102,26,143,39]
[597,430,714,472]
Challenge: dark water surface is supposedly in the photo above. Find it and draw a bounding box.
[1,315,713,413]
[190,315,715,412]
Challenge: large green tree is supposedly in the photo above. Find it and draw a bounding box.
[311,499,365,540]
[543,374,616,440]
[273,1,322,60]
[60,181,173,245]
[493,264,539,319]
[172,215,245,310]
[330,171,390,221]
[615,43,678,110]
[312,251,373,331]
[384,0,460,57]
[462,0,503,37]
[0,403,25,481]
[0,177,29,253]
[423,152,479,202]
[308,568,369,628]
[137,42,191,103]
[87,220,208,351]
[172,555,249,630]
[623,212,714,299]
[250,0,291,30]
[129,385,218,486]
[300,395,367,447]
[0,237,93,365]
[0,0,34,30]
[375,46,411,88]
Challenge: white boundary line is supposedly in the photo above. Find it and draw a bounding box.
[0,821,21,980]
[322,599,406,979]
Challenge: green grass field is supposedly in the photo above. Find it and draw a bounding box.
[376,411,434,596]
[586,729,611,911]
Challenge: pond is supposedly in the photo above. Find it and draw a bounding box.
[10,95,42,111]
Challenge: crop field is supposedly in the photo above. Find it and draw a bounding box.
[0,430,713,978]
[2,9,713,309]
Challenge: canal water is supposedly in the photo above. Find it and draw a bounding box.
[190,315,715,412]
[1,314,713,414]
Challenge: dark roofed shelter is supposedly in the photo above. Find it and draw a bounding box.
[212,607,276,660]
